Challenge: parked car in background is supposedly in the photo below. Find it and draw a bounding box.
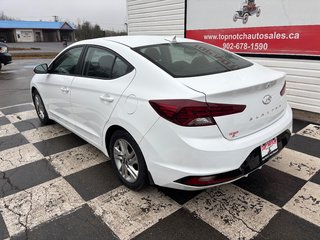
[0,42,12,71]
[30,36,292,190]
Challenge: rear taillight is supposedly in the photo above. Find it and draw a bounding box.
[149,99,246,127]
[280,81,286,96]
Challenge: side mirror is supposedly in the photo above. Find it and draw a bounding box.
[34,63,48,74]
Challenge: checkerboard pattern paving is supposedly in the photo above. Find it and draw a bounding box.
[1,103,320,240]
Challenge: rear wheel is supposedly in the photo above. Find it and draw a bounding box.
[0,63,2,71]
[109,130,148,190]
[243,13,249,24]
[32,90,51,124]
[256,8,261,17]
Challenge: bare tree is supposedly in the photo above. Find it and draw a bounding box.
[0,11,15,20]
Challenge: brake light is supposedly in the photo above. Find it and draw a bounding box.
[149,99,246,127]
[280,81,286,96]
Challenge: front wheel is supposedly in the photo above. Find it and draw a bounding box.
[233,14,238,22]
[109,130,148,190]
[32,90,51,124]
[243,13,249,24]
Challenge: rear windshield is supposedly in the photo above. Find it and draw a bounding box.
[134,42,253,77]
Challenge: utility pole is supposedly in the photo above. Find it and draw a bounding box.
[124,23,128,34]
[53,16,59,22]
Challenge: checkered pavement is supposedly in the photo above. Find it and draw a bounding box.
[0,103,319,240]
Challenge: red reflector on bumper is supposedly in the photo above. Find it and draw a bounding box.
[177,174,239,186]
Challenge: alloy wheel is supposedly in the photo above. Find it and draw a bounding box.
[113,138,139,183]
[34,94,45,120]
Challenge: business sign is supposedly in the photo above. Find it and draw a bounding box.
[186,0,320,56]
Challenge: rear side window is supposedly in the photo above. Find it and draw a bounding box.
[83,47,133,79]
[134,42,253,77]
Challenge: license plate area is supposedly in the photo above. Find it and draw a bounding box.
[260,137,278,161]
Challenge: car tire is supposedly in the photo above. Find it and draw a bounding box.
[0,63,2,71]
[243,13,249,24]
[109,130,148,190]
[233,14,238,22]
[256,8,261,17]
[32,90,51,124]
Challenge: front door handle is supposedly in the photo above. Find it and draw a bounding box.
[100,95,114,103]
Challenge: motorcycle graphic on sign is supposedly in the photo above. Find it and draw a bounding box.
[233,0,261,24]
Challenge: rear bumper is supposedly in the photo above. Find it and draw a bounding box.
[0,53,12,65]
[175,130,290,187]
[140,105,292,190]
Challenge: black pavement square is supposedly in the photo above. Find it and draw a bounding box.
[34,133,86,156]
[0,133,28,151]
[0,213,9,240]
[157,186,203,205]
[0,159,60,198]
[1,104,34,115]
[310,170,320,185]
[286,134,320,158]
[292,119,312,133]
[13,118,49,132]
[255,210,320,240]
[134,208,228,240]
[65,162,122,201]
[0,116,10,126]
[234,165,306,207]
[11,204,118,240]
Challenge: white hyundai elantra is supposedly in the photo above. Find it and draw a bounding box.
[31,36,292,190]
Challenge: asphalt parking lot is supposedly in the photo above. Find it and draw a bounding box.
[0,59,320,240]
[0,59,51,108]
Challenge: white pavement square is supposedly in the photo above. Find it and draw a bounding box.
[6,110,38,123]
[47,144,108,176]
[0,143,44,172]
[21,124,70,143]
[297,124,320,141]
[0,124,19,138]
[89,186,181,240]
[184,184,280,240]
[284,181,320,227]
[0,177,85,236]
[267,148,320,180]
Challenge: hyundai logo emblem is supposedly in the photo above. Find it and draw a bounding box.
[262,95,272,105]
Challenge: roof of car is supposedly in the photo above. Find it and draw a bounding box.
[79,36,198,48]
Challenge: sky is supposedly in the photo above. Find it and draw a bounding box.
[0,0,127,31]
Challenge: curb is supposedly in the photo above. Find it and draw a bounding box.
[10,52,58,59]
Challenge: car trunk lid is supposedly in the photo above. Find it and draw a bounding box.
[178,64,287,140]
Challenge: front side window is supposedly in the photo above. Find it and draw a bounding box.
[50,47,83,75]
[134,42,253,77]
[83,47,133,79]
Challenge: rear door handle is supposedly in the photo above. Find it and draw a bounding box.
[60,87,70,93]
[100,95,114,102]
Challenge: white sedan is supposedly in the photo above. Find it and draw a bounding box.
[31,36,292,190]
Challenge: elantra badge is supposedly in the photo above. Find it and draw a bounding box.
[262,95,272,105]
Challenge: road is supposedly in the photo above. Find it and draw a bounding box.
[0,59,51,108]
[7,42,65,53]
